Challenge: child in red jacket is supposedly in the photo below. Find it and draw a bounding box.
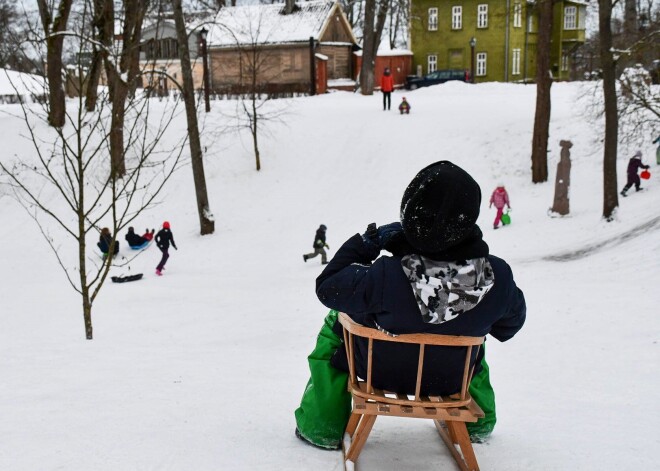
[489,184,511,229]
[380,68,394,111]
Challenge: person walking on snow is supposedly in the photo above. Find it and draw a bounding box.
[155,221,177,275]
[399,97,411,114]
[380,68,394,111]
[489,184,511,229]
[303,225,329,265]
[293,161,526,450]
[621,150,650,196]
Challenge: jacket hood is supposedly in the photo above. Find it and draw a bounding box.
[401,254,495,324]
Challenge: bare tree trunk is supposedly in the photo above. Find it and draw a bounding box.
[531,0,553,183]
[85,0,111,111]
[37,0,73,128]
[100,0,148,178]
[85,50,103,111]
[360,0,376,95]
[599,0,619,220]
[251,95,260,171]
[372,0,389,57]
[623,0,637,37]
[173,0,215,235]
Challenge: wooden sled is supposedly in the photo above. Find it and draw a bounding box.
[338,312,485,471]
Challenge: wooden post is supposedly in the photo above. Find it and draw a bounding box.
[309,36,316,96]
[551,140,572,215]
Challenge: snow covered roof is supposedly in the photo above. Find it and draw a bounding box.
[0,69,46,97]
[354,48,413,57]
[207,1,349,48]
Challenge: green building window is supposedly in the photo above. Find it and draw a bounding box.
[477,4,488,28]
[512,49,521,75]
[476,52,487,76]
[561,52,569,72]
[564,6,577,30]
[428,8,438,31]
[428,54,438,73]
[452,6,462,30]
[513,3,522,28]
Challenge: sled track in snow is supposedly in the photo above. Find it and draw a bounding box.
[542,214,660,262]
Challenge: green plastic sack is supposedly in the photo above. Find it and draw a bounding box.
[501,211,511,225]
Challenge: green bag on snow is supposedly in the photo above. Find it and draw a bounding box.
[501,211,511,225]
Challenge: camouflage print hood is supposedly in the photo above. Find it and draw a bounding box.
[401,255,495,324]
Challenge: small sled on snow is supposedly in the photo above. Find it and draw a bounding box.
[111,274,143,283]
[129,240,152,250]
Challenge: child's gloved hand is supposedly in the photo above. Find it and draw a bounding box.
[361,223,379,252]
[376,222,403,249]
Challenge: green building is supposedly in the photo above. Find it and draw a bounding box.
[409,0,587,83]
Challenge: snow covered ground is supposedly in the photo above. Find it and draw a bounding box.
[1,81,658,470]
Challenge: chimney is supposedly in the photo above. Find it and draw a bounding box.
[284,0,296,14]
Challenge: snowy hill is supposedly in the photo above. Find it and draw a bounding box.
[0,82,659,470]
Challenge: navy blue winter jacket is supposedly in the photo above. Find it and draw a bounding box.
[317,234,526,395]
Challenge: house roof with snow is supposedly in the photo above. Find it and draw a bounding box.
[207,1,356,48]
[0,69,46,97]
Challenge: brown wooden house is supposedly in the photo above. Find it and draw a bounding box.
[206,1,357,95]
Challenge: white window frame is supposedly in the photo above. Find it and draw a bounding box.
[527,13,534,32]
[512,48,521,75]
[477,4,488,28]
[561,52,569,72]
[452,6,462,30]
[476,52,487,76]
[428,54,438,74]
[564,6,577,30]
[513,3,522,28]
[428,8,438,31]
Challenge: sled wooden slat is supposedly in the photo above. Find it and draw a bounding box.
[338,312,484,471]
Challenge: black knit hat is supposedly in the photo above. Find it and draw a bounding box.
[400,161,482,254]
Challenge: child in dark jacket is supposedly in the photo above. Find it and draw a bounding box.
[621,150,650,196]
[97,227,119,256]
[154,221,177,275]
[294,161,526,449]
[125,227,155,248]
[303,225,329,264]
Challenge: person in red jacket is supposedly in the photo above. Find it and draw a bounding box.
[380,67,394,111]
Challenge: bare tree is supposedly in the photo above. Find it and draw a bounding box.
[618,64,660,144]
[599,0,619,220]
[530,0,554,183]
[359,0,376,94]
[0,40,186,339]
[36,0,74,128]
[172,0,215,234]
[217,6,289,171]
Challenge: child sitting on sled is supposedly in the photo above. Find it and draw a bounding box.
[399,97,411,114]
[125,227,155,248]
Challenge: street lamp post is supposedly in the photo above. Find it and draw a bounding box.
[470,37,477,84]
[199,27,210,112]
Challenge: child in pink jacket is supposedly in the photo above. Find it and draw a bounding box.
[489,184,511,229]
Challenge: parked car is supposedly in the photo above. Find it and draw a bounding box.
[405,69,471,90]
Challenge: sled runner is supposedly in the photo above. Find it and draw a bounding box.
[111,274,143,283]
[338,313,484,471]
